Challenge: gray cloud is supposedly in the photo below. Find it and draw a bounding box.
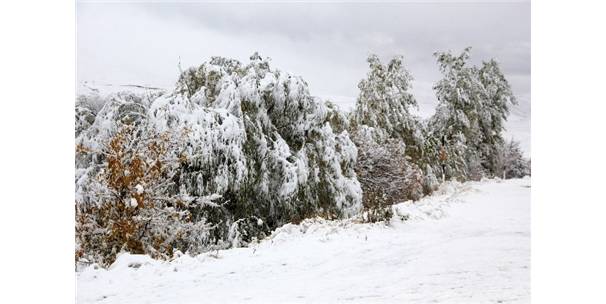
[77,2,529,114]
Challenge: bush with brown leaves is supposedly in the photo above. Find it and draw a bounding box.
[75,124,219,266]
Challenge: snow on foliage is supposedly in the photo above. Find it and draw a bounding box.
[75,49,529,267]
[349,55,428,216]
[426,47,525,181]
[352,54,418,139]
[75,53,362,265]
[355,139,424,206]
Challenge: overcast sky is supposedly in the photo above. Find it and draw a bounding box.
[77,1,530,117]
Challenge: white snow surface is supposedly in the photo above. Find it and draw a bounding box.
[77,178,530,304]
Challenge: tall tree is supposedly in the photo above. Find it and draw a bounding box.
[350,54,429,209]
[428,47,518,180]
[428,47,484,179]
[352,54,423,160]
[477,59,517,174]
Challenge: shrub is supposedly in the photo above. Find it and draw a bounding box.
[495,139,530,179]
[75,124,220,266]
[354,136,425,221]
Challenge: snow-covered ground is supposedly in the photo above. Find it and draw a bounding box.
[77,178,530,304]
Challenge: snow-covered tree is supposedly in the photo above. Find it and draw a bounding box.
[351,54,424,160]
[349,54,429,210]
[75,53,363,265]
[428,48,483,179]
[477,59,517,174]
[353,54,417,130]
[324,100,350,134]
[427,47,517,180]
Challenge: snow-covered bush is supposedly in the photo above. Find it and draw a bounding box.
[353,136,424,216]
[494,139,530,179]
[75,123,221,266]
[75,53,362,265]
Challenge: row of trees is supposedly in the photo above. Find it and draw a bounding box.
[76,53,362,266]
[347,48,529,215]
[75,49,529,266]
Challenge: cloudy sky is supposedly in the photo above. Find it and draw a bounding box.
[77,0,530,152]
[77,1,529,107]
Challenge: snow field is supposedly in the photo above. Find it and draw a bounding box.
[77,178,530,304]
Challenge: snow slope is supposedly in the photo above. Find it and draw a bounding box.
[77,178,530,304]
